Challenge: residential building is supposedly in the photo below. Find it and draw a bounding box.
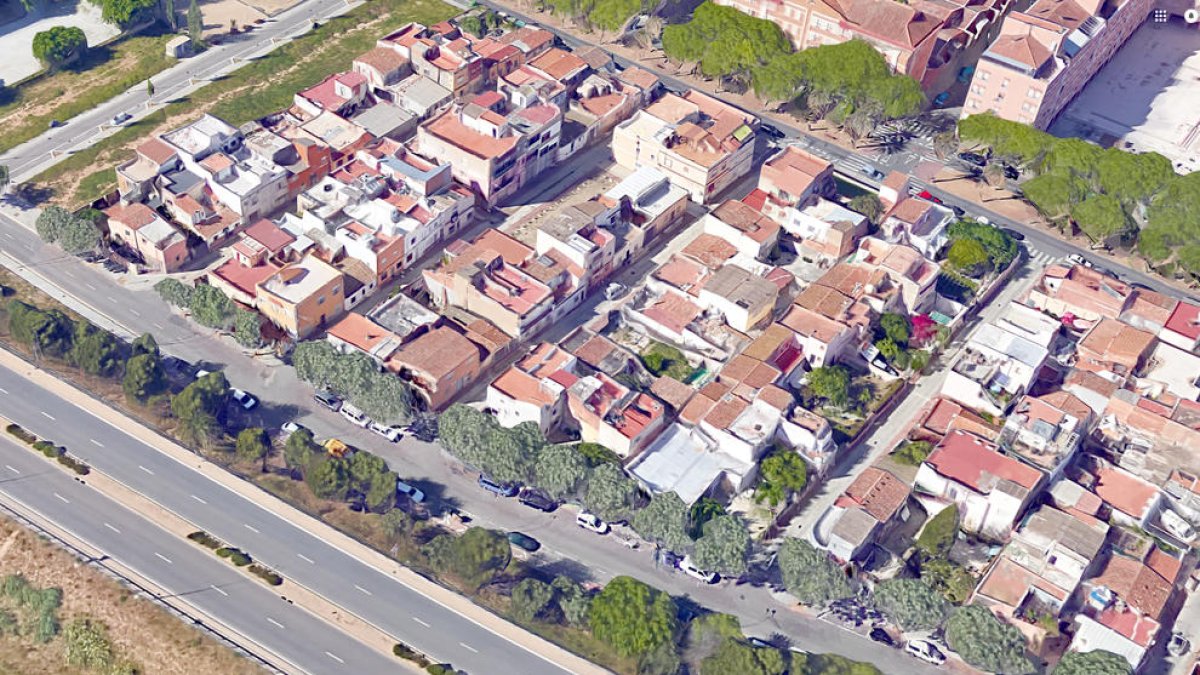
[566,373,667,458]
[611,91,757,203]
[753,146,836,221]
[778,406,838,474]
[1094,388,1200,486]
[1138,341,1200,402]
[378,23,485,98]
[1074,317,1156,380]
[814,467,912,563]
[850,237,941,313]
[1120,288,1178,335]
[486,343,578,433]
[1025,264,1134,322]
[878,196,953,260]
[912,396,1003,444]
[353,46,412,88]
[597,166,691,258]
[915,429,1045,539]
[325,312,404,365]
[254,254,346,339]
[1092,464,1162,528]
[390,74,454,120]
[386,325,483,409]
[778,303,858,368]
[762,197,869,261]
[293,71,370,118]
[103,202,189,273]
[696,264,780,332]
[999,391,1090,480]
[942,307,1053,417]
[1161,301,1200,352]
[702,199,781,261]
[629,423,757,505]
[961,0,1155,129]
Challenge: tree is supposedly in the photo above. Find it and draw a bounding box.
[701,640,787,675]
[916,505,958,558]
[551,576,592,628]
[891,440,932,466]
[70,325,121,377]
[32,26,87,69]
[1071,194,1132,243]
[946,237,989,276]
[590,576,678,658]
[187,0,203,47]
[688,497,725,539]
[95,0,159,26]
[306,456,350,501]
[0,165,9,194]
[58,217,101,254]
[420,527,511,590]
[1053,649,1131,675]
[283,428,319,475]
[189,284,234,329]
[577,442,620,467]
[232,308,263,348]
[693,514,750,576]
[806,366,850,408]
[874,578,949,631]
[1021,171,1087,220]
[235,427,270,470]
[946,604,1034,674]
[754,450,807,507]
[155,278,194,308]
[535,444,590,500]
[35,206,73,244]
[879,313,910,346]
[848,194,883,226]
[932,131,958,159]
[123,353,166,402]
[352,371,414,426]
[921,558,975,604]
[874,338,905,366]
[585,462,639,523]
[510,578,555,623]
[162,0,176,29]
[7,301,73,357]
[171,372,227,447]
[632,491,692,551]
[146,79,155,97]
[459,14,486,38]
[777,538,851,607]
[131,332,159,358]
[363,469,397,513]
[1096,148,1172,208]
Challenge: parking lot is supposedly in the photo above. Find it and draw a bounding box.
[1051,18,1200,174]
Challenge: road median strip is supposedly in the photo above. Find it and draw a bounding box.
[4,421,92,475]
[186,530,284,586]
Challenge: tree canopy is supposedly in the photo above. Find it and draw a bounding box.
[1071,194,1132,243]
[693,513,750,576]
[34,205,100,253]
[873,578,949,631]
[32,26,87,68]
[777,538,851,606]
[291,340,415,425]
[584,462,639,523]
[94,0,160,26]
[589,576,678,657]
[123,352,166,402]
[534,444,590,500]
[946,605,1033,675]
[1053,649,1131,675]
[701,640,787,675]
[754,449,808,507]
[806,365,850,408]
[421,527,511,591]
[632,491,693,552]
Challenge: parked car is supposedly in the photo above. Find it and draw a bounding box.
[339,403,370,428]
[1002,164,1020,180]
[518,488,557,512]
[1161,509,1196,542]
[904,640,945,665]
[280,421,302,436]
[313,389,342,411]
[230,388,258,411]
[957,151,987,167]
[478,475,518,497]
[761,124,786,140]
[111,112,132,125]
[1168,631,1191,657]
[859,165,885,181]
[1067,253,1092,268]
[1001,227,1025,241]
[656,549,683,570]
[974,216,991,226]
[507,531,540,552]
[869,627,896,647]
[679,555,719,584]
[396,479,426,504]
[949,204,965,217]
[915,190,942,204]
[576,511,610,534]
[604,282,626,301]
[368,421,402,443]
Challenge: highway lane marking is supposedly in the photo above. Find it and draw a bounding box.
[53,493,69,503]
[297,553,314,563]
[103,523,120,533]
[354,584,372,596]
[138,465,154,475]
[153,323,165,330]
[267,617,285,629]
[459,643,478,654]
[62,269,75,278]
[154,552,172,564]
[324,652,344,664]
[130,309,141,317]
[89,439,104,447]
[85,283,96,290]
[244,523,259,533]
[40,411,55,420]
[4,465,18,474]
[191,494,207,504]
[412,617,430,628]
[0,387,7,394]
[209,585,228,596]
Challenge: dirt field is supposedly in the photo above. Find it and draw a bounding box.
[0,515,262,675]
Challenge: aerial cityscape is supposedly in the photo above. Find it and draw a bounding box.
[0,0,1197,672]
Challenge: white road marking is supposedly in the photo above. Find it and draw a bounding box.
[297,553,314,563]
[244,523,259,533]
[89,439,104,447]
[138,465,154,475]
[130,309,141,317]
[4,465,17,474]
[210,585,228,596]
[85,283,96,290]
[104,523,120,533]
[153,323,165,330]
[40,411,55,420]
[0,232,11,239]
[267,617,285,629]
[62,270,75,278]
[459,643,478,653]
[0,387,7,394]
[324,652,344,664]
[154,552,172,564]
[412,617,430,628]
[53,493,69,503]
[354,584,372,596]
[191,494,207,504]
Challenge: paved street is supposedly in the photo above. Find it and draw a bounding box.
[0,434,395,675]
[0,361,577,675]
[0,0,361,184]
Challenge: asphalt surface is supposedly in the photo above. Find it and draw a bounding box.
[0,432,395,675]
[0,0,361,183]
[0,361,573,675]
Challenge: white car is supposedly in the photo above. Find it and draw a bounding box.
[1161,509,1196,542]
[904,640,945,665]
[679,555,718,584]
[280,421,301,436]
[340,403,370,428]
[1067,253,1092,268]
[975,216,990,226]
[576,512,610,535]
[369,421,403,443]
[231,388,258,411]
[194,368,213,379]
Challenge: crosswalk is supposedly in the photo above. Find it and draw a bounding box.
[1026,246,1062,267]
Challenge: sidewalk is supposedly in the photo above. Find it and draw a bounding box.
[0,347,608,675]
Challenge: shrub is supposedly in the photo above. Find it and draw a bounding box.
[892,440,932,466]
[215,547,234,558]
[393,643,431,667]
[229,551,252,566]
[916,505,959,559]
[188,531,222,549]
[248,565,283,586]
[426,665,453,675]
[6,424,36,444]
[56,455,90,475]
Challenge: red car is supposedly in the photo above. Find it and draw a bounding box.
[917,190,943,204]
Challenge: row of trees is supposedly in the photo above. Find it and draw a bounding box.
[154,279,264,348]
[662,4,924,130]
[542,0,644,32]
[35,206,102,255]
[281,427,402,511]
[959,113,1200,277]
[438,404,758,576]
[291,340,416,426]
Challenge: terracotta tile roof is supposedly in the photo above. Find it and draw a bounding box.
[137,137,177,165]
[711,199,781,244]
[794,283,855,321]
[704,395,749,430]
[354,47,408,73]
[886,197,933,225]
[389,326,480,380]
[617,66,659,92]
[838,467,910,522]
[756,384,793,411]
[1165,302,1200,340]
[530,48,588,81]
[424,109,518,159]
[1094,465,1159,520]
[650,376,695,412]
[681,234,738,269]
[1037,390,1093,423]
[925,430,1043,493]
[326,313,400,355]
[761,146,832,201]
[978,556,1070,607]
[653,255,708,293]
[988,34,1053,70]
[491,366,558,407]
[643,292,702,334]
[1038,264,1132,318]
[780,304,847,343]
[105,202,160,229]
[572,334,620,369]
[211,258,279,297]
[1092,551,1177,619]
[241,218,296,254]
[1024,0,1090,30]
[1124,289,1179,327]
[1078,318,1156,372]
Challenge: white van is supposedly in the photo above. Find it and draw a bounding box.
[339,403,370,428]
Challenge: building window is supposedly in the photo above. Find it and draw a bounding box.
[979,71,989,81]
[1000,78,1009,88]
[1027,88,1040,99]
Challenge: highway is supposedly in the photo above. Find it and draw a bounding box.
[0,361,574,675]
[0,432,395,675]
[0,0,361,183]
